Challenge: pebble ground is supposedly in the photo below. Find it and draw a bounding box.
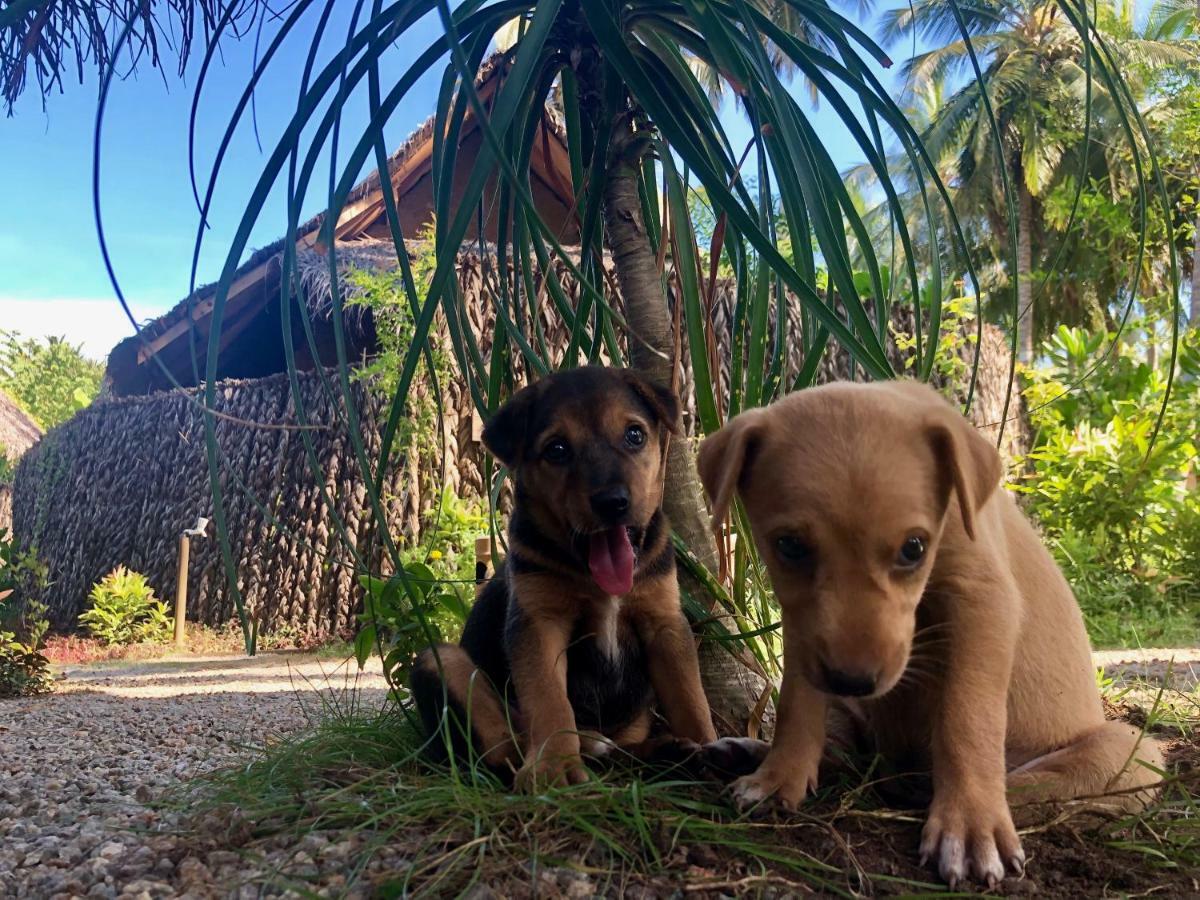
[0,653,388,899]
[0,647,1194,898]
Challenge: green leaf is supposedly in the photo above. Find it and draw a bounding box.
[355,624,378,669]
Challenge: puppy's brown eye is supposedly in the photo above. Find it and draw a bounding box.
[624,424,646,448]
[775,536,813,566]
[897,536,926,568]
[542,438,571,464]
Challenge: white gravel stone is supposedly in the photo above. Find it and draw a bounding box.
[0,652,387,898]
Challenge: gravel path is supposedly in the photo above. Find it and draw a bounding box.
[0,647,1195,899]
[1093,647,1200,692]
[0,653,388,899]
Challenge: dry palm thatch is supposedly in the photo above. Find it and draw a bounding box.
[0,0,259,111]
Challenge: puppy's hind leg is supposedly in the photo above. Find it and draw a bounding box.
[1007,721,1164,820]
[410,645,520,773]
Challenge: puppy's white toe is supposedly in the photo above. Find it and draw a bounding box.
[730,777,769,809]
[1008,847,1027,876]
[972,841,1005,887]
[579,735,615,758]
[937,835,966,887]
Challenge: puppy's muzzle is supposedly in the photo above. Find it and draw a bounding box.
[819,661,877,698]
[590,486,631,523]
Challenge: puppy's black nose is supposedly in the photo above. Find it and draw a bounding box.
[590,486,631,521]
[820,662,876,697]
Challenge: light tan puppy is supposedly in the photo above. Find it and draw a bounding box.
[697,380,1163,887]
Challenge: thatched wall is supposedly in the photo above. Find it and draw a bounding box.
[13,369,406,636]
[409,252,1027,509]
[0,484,11,534]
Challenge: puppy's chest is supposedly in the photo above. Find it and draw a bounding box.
[572,596,637,667]
[564,598,651,724]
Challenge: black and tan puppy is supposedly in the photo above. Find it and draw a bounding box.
[411,366,717,789]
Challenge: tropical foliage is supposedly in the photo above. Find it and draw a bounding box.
[0,330,104,429]
[0,527,50,647]
[1018,325,1200,646]
[80,566,173,646]
[0,630,53,698]
[0,527,52,697]
[877,0,1198,360]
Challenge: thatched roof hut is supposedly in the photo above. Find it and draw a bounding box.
[104,54,575,398]
[12,55,585,635]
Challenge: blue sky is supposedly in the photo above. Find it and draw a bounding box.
[1,6,901,360]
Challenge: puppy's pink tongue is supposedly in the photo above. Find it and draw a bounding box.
[588,526,635,596]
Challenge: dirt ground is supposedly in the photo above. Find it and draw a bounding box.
[2,648,1197,897]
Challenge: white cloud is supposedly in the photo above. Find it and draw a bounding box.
[0,297,170,362]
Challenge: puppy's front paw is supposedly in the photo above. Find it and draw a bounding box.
[515,754,588,792]
[701,737,770,779]
[920,794,1025,889]
[729,759,817,812]
[578,732,617,759]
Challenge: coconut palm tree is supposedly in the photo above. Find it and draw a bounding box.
[881,0,1198,361]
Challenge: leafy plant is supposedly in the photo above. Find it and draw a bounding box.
[80,566,173,646]
[0,331,103,429]
[408,487,490,586]
[0,444,13,485]
[356,562,471,685]
[880,0,1196,363]
[0,630,53,698]
[0,528,50,648]
[891,293,981,388]
[1017,327,1200,646]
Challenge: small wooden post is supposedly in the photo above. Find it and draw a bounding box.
[474,536,492,584]
[174,533,190,647]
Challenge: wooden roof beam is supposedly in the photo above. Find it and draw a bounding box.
[135,256,278,364]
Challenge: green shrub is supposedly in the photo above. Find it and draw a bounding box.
[80,566,173,646]
[0,332,103,429]
[0,528,50,647]
[409,486,490,586]
[0,445,13,485]
[356,561,470,683]
[0,631,53,697]
[1017,326,1200,647]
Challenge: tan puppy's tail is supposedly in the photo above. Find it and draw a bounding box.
[1007,721,1165,822]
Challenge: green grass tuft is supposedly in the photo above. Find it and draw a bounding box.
[176,684,1200,898]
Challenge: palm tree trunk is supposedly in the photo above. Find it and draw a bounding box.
[1017,182,1036,363]
[603,124,764,734]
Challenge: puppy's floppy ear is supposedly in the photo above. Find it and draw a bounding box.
[697,409,766,527]
[925,407,1002,541]
[482,381,542,468]
[620,370,682,435]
